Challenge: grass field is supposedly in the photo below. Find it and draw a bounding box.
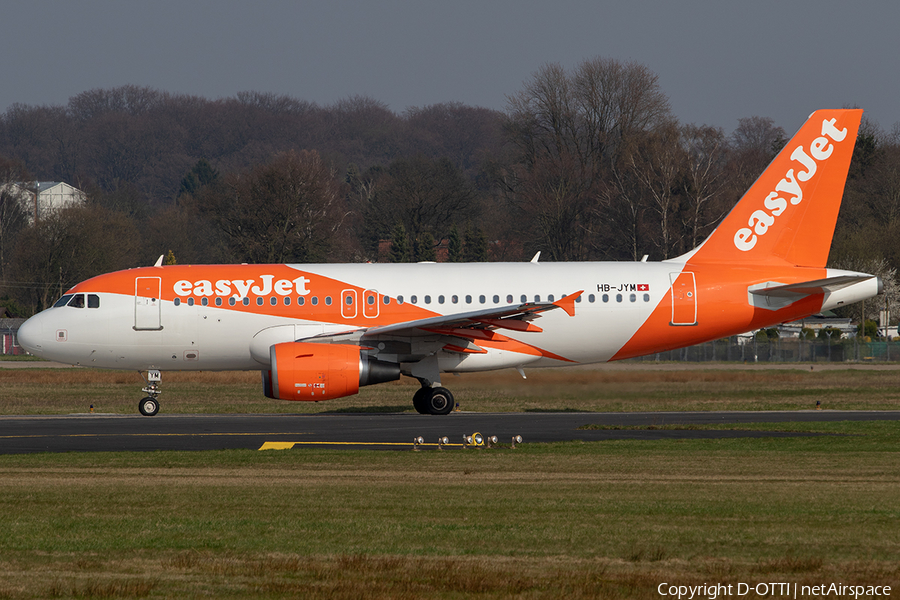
[3,363,900,415]
[1,365,899,598]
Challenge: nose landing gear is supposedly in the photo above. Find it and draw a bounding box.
[139,370,161,416]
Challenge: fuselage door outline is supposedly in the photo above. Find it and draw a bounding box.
[669,271,697,326]
[134,277,163,331]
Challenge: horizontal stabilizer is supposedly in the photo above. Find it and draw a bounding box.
[748,275,879,310]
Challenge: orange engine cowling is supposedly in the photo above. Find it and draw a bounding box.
[262,342,400,401]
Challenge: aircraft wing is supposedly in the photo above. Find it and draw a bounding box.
[300,292,583,344]
[365,291,581,337]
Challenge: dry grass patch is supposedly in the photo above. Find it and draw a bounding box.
[3,365,900,414]
[3,553,898,599]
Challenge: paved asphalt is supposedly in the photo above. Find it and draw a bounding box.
[1,410,898,454]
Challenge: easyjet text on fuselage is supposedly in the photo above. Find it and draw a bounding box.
[173,275,311,299]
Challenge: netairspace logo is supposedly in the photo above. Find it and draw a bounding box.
[657,582,892,599]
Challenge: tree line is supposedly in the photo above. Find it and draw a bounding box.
[1,57,898,318]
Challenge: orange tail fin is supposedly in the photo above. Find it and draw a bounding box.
[685,109,862,268]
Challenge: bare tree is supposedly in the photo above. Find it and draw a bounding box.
[9,204,140,312]
[680,124,732,250]
[0,156,31,284]
[361,157,476,260]
[625,123,685,259]
[503,57,673,260]
[192,150,350,263]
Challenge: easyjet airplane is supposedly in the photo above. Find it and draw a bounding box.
[17,109,881,416]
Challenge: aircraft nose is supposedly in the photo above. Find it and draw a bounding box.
[17,314,44,355]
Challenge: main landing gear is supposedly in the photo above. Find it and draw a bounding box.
[412,386,455,415]
[138,369,161,416]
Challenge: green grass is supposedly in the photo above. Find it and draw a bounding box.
[1,420,899,598]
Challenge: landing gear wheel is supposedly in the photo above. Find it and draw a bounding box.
[138,396,160,416]
[425,387,454,416]
[412,387,430,414]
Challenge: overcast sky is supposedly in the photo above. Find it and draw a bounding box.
[3,1,898,135]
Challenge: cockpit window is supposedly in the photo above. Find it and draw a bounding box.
[88,294,100,308]
[68,294,85,308]
[53,294,74,308]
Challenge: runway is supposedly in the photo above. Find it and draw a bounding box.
[1,410,898,454]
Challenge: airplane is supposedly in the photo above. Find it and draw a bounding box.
[17,109,881,416]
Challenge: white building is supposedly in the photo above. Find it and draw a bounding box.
[1,181,86,222]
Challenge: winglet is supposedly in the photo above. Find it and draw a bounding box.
[553,291,583,317]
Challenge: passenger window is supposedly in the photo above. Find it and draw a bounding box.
[256,297,263,306]
[216,297,223,306]
[465,295,472,304]
[616,294,623,303]
[630,293,636,302]
[325,297,332,306]
[54,294,74,308]
[270,297,277,306]
[451,295,458,304]
[507,295,513,304]
[534,295,541,302]
[383,296,391,305]
[520,295,527,303]
[298,297,305,306]
[229,297,236,306]
[88,294,100,308]
[242,297,249,306]
[410,295,418,304]
[202,297,209,306]
[188,298,195,306]
[479,295,486,304]
[492,295,499,303]
[438,295,444,304]
[68,294,85,308]
[643,293,650,302]
[284,297,291,306]
[424,295,431,304]
[311,297,319,306]
[174,298,181,306]
[589,294,596,303]
[548,294,555,302]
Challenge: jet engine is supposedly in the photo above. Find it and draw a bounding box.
[262,341,400,401]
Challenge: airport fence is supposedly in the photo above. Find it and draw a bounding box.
[634,337,900,363]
